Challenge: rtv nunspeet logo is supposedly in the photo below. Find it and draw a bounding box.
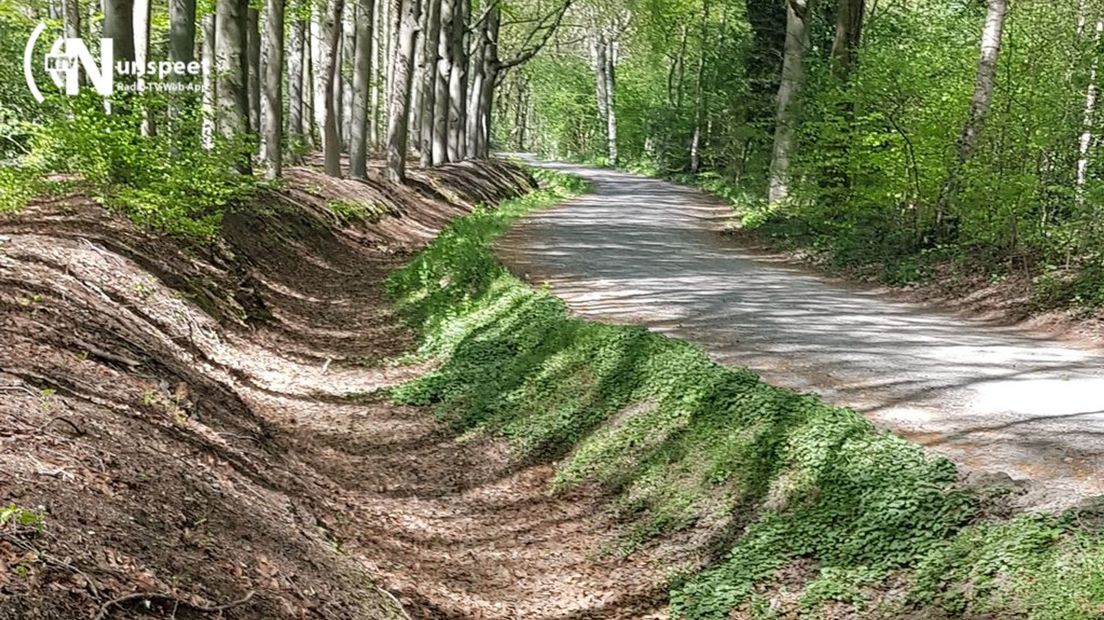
[23,22,205,104]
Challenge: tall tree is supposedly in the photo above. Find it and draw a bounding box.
[168,0,197,123]
[446,0,469,160]
[1077,15,1103,203]
[342,2,357,145]
[320,0,347,176]
[385,0,419,181]
[419,0,442,166]
[216,0,251,172]
[767,0,813,205]
[350,0,376,178]
[933,0,1008,229]
[262,0,285,177]
[201,14,217,149]
[689,0,708,172]
[133,0,152,133]
[432,0,455,163]
[288,14,307,157]
[104,0,136,82]
[830,0,864,80]
[247,7,262,133]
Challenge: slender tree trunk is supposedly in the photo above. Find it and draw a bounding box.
[690,0,708,173]
[247,7,261,133]
[342,3,357,146]
[1077,16,1103,203]
[604,38,617,165]
[465,17,486,158]
[591,28,608,136]
[201,14,217,149]
[261,0,284,178]
[410,0,428,143]
[470,3,498,158]
[370,0,382,148]
[133,0,152,133]
[168,0,197,125]
[350,0,375,178]
[320,0,346,176]
[386,0,419,182]
[432,0,454,163]
[446,0,468,161]
[288,16,306,153]
[303,23,316,147]
[311,6,327,145]
[419,0,441,166]
[934,0,1008,227]
[767,0,812,205]
[62,0,82,84]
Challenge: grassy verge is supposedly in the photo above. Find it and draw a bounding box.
[385,168,1104,619]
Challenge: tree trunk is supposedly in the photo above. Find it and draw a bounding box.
[767,0,812,205]
[370,0,382,148]
[386,0,419,182]
[446,0,468,161]
[465,17,486,159]
[468,3,498,158]
[419,0,441,166]
[342,3,357,146]
[105,0,136,63]
[689,0,708,173]
[830,0,864,80]
[410,0,428,144]
[133,0,152,133]
[261,0,284,178]
[604,38,617,166]
[1076,16,1103,203]
[350,0,375,178]
[321,0,346,176]
[216,0,250,143]
[288,16,306,152]
[432,0,454,164]
[311,6,327,146]
[934,0,1008,226]
[201,14,217,149]
[168,0,196,124]
[303,21,316,146]
[62,0,82,85]
[247,7,261,133]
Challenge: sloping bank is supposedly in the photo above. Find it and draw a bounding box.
[387,168,1104,619]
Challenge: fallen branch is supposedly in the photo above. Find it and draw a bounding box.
[94,590,255,620]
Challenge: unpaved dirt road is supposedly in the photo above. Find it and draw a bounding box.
[498,162,1104,510]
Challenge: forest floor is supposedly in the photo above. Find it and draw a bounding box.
[498,160,1104,512]
[0,160,665,619]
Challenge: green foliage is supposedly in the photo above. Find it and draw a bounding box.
[326,199,392,224]
[0,504,45,533]
[28,96,256,241]
[389,168,1104,618]
[0,165,44,213]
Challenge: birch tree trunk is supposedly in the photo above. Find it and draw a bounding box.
[386,0,419,182]
[1077,16,1103,203]
[247,7,261,133]
[934,0,1008,227]
[350,0,375,178]
[767,0,812,205]
[201,14,217,149]
[419,0,442,166]
[288,16,306,155]
[261,0,284,178]
[432,0,454,163]
[321,0,346,176]
[604,38,617,165]
[689,0,708,173]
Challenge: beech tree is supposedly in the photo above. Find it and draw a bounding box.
[320,0,346,176]
[767,0,812,205]
[262,0,285,177]
[385,0,419,181]
[216,0,251,171]
[350,0,376,178]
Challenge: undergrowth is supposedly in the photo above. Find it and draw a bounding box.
[387,168,1104,618]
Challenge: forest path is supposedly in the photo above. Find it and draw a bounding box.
[498,161,1104,510]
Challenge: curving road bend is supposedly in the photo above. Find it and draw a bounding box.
[497,161,1104,511]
